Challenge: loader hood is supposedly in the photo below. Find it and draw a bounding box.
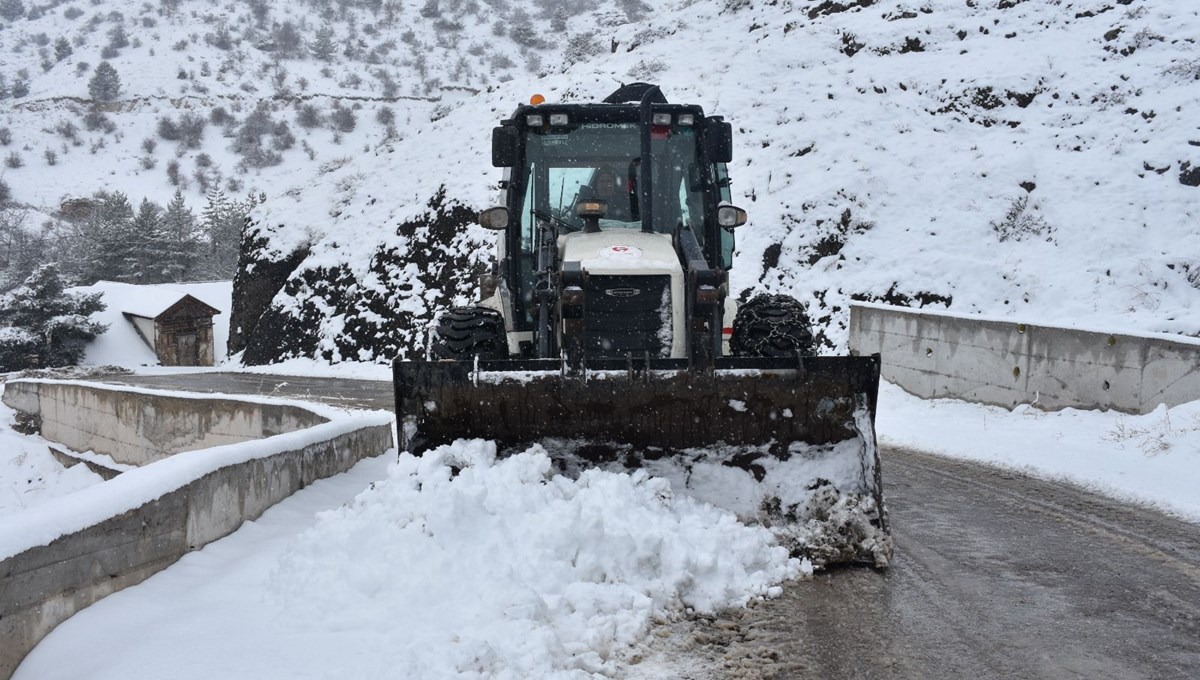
[558,230,686,357]
[558,231,681,275]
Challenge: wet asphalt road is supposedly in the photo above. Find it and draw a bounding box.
[97,372,1200,679]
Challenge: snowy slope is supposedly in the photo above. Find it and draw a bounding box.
[0,0,634,213]
[235,0,1200,365]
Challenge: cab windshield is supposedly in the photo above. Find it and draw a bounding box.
[519,120,705,236]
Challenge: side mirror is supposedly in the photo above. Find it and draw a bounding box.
[478,206,509,230]
[492,126,518,167]
[717,204,747,228]
[705,121,733,163]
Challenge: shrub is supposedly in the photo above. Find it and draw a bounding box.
[177,112,206,148]
[271,121,295,151]
[992,195,1053,242]
[330,106,356,133]
[5,152,24,169]
[83,110,114,133]
[57,121,79,141]
[296,103,322,128]
[157,116,180,140]
[210,106,234,126]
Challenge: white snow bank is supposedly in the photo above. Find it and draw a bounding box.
[877,382,1200,522]
[0,386,104,519]
[16,441,802,680]
[267,440,802,677]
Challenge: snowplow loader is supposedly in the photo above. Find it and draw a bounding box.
[393,84,891,567]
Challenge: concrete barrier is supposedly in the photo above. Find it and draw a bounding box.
[848,303,1200,414]
[0,380,394,679]
[1,380,329,466]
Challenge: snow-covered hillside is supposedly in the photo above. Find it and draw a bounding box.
[233,0,1200,364]
[0,0,642,213]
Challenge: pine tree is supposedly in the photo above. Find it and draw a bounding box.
[72,191,134,284]
[509,8,539,48]
[199,190,239,278]
[54,36,72,62]
[129,198,163,283]
[0,263,107,371]
[310,26,337,61]
[88,61,121,101]
[160,189,198,282]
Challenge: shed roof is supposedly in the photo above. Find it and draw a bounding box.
[122,292,221,320]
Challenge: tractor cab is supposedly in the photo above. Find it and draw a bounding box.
[481,83,747,363]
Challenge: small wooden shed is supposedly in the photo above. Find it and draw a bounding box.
[123,294,222,367]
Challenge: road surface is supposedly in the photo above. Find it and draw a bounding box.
[98,372,1200,679]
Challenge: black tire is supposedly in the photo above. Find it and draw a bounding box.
[431,306,507,360]
[730,294,815,358]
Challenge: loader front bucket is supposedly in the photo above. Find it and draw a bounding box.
[393,355,890,568]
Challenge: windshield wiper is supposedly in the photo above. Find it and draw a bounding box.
[533,208,577,233]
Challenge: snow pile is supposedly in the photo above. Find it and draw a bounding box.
[0,389,104,519]
[269,440,802,677]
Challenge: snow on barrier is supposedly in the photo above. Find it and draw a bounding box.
[849,303,1200,414]
[0,380,394,680]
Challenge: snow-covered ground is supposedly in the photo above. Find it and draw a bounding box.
[0,390,104,519]
[4,0,1199,670]
[14,442,803,680]
[9,383,1199,678]
[4,325,1198,676]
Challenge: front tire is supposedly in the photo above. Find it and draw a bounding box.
[730,294,815,357]
[431,306,507,360]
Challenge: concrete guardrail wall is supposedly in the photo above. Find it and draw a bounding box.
[0,380,394,679]
[1,381,329,466]
[848,303,1200,414]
